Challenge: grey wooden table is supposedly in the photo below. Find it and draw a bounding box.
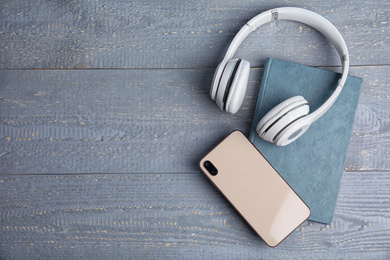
[1,1,389,259]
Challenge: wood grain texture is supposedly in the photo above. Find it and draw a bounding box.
[0,172,389,259]
[1,0,389,258]
[0,0,389,69]
[1,66,389,174]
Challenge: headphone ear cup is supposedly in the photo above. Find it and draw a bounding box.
[215,58,249,113]
[256,96,310,144]
[215,59,238,111]
[225,59,250,114]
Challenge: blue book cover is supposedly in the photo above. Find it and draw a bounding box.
[249,58,362,224]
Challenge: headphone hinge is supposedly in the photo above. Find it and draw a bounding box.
[341,54,348,63]
[271,10,278,20]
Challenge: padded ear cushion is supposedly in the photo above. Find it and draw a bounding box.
[210,62,223,101]
[215,59,240,110]
[256,96,309,142]
[257,96,306,131]
[225,59,250,114]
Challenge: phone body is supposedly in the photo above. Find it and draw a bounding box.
[199,130,310,247]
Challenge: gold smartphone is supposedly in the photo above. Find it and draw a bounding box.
[199,130,310,247]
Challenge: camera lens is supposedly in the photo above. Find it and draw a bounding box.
[204,161,218,176]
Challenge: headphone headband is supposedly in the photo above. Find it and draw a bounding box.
[219,7,349,122]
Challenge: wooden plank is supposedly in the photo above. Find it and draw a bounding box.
[0,0,389,69]
[0,171,389,259]
[346,67,390,172]
[0,66,389,174]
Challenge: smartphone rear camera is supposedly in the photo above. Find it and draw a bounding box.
[204,161,218,176]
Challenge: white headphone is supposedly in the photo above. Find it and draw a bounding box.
[210,7,349,146]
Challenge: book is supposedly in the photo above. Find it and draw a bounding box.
[249,58,362,224]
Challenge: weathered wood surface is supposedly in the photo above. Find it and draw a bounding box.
[0,172,389,259]
[0,66,389,174]
[0,0,389,69]
[0,0,389,258]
